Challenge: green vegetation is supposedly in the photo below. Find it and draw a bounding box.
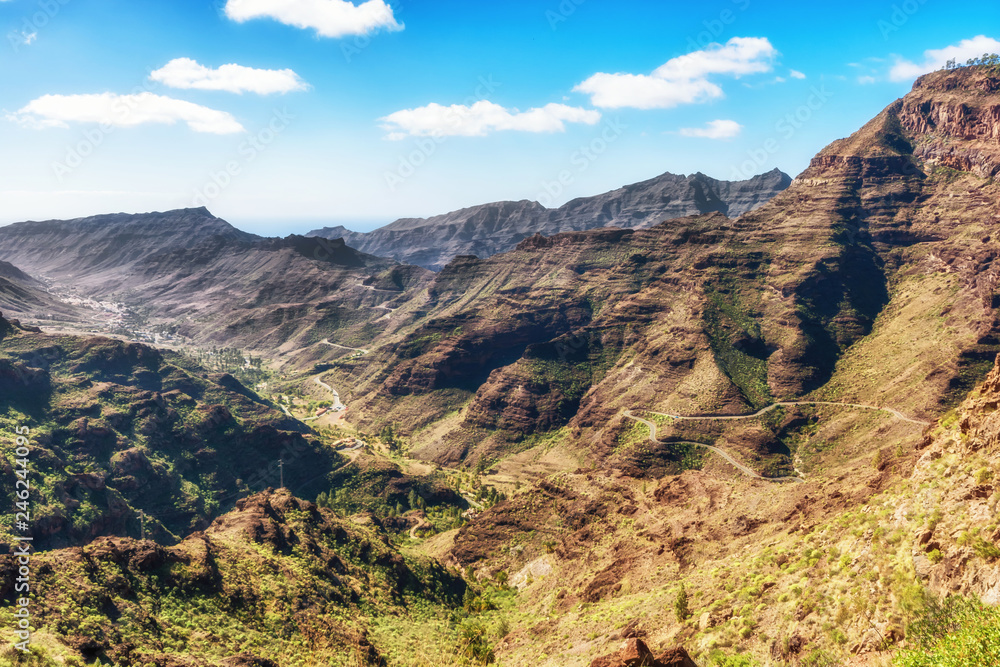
[706,651,759,667]
[0,492,469,666]
[0,331,341,548]
[675,584,691,622]
[179,345,272,389]
[457,620,496,664]
[895,596,1000,666]
[941,53,1000,72]
[703,290,772,409]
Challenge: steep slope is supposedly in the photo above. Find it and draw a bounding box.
[0,260,86,321]
[0,313,342,549]
[321,65,1000,475]
[117,234,433,350]
[437,351,1000,667]
[0,209,435,351]
[0,208,257,291]
[308,169,792,270]
[0,490,466,666]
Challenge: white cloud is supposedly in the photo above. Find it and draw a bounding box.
[678,119,742,140]
[8,30,36,45]
[789,69,806,79]
[150,58,309,95]
[224,0,402,38]
[857,75,877,85]
[574,37,777,109]
[889,35,1000,81]
[380,100,601,139]
[7,93,245,134]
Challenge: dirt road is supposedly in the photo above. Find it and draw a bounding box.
[623,410,803,483]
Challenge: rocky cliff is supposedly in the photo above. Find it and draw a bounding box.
[324,65,1000,473]
[308,169,792,270]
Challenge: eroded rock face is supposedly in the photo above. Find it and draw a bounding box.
[900,69,1000,179]
[904,354,1000,604]
[343,65,1000,469]
[308,169,792,271]
[589,638,698,667]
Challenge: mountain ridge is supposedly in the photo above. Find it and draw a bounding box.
[307,168,792,270]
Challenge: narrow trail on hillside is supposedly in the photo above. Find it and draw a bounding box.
[409,516,431,539]
[319,339,370,355]
[648,401,931,427]
[624,399,930,483]
[623,411,804,483]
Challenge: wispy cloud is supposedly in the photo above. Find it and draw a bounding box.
[380,101,601,139]
[224,0,402,38]
[574,37,778,109]
[889,35,1000,81]
[789,69,806,79]
[678,119,742,140]
[7,93,245,134]
[7,30,37,46]
[150,58,309,95]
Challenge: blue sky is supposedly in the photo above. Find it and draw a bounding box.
[1,0,998,235]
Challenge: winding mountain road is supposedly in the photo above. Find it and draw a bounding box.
[319,339,369,355]
[648,401,930,426]
[624,399,929,483]
[623,410,804,483]
[314,375,344,410]
[409,516,431,539]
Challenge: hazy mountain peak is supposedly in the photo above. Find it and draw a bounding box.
[308,169,791,270]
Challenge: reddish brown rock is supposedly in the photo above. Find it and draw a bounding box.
[589,639,698,667]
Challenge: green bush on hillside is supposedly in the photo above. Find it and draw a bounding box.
[895,596,1000,667]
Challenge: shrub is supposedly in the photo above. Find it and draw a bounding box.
[458,619,496,665]
[973,538,1000,561]
[675,584,691,622]
[707,650,758,666]
[896,596,1000,666]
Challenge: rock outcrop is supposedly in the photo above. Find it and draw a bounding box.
[899,67,1000,179]
[308,169,792,270]
[332,64,1000,472]
[0,490,464,666]
[590,639,698,667]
